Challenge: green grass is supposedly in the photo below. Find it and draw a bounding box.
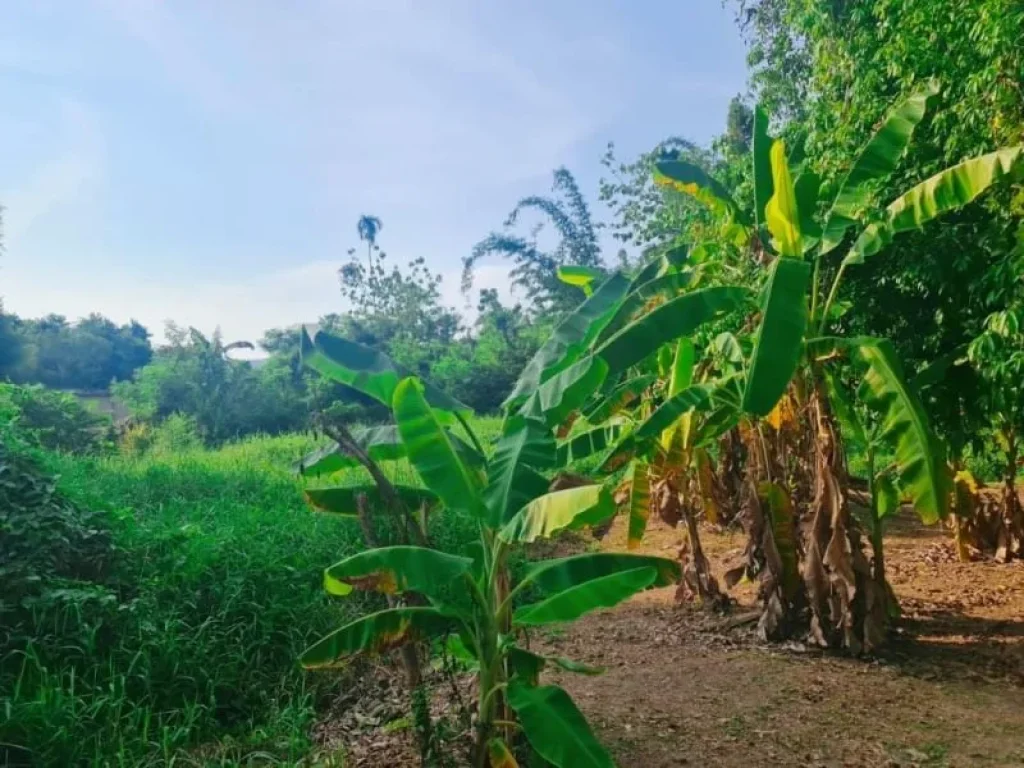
[2,424,496,767]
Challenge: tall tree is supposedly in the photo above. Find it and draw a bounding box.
[356,214,383,274]
[463,168,604,313]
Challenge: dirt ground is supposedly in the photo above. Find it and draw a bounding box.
[320,512,1024,767]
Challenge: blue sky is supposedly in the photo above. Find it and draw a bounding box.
[1,1,748,347]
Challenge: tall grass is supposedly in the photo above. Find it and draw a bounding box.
[2,425,494,766]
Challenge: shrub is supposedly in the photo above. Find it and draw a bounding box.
[0,383,111,454]
[0,439,117,671]
[148,412,205,455]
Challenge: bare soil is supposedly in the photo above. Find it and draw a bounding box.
[318,512,1024,767]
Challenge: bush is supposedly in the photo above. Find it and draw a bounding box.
[0,433,374,765]
[114,329,310,445]
[0,383,110,454]
[148,412,205,455]
[0,440,118,728]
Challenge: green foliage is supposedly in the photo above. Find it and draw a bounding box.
[464,168,604,313]
[300,319,676,766]
[735,0,1024,453]
[1,432,407,766]
[6,312,152,390]
[0,382,111,454]
[0,439,116,648]
[742,258,811,416]
[0,302,22,379]
[114,325,307,444]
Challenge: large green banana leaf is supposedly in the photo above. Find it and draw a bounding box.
[667,338,695,397]
[598,272,695,343]
[514,567,657,626]
[520,551,681,593]
[504,274,629,407]
[483,416,556,527]
[764,140,802,258]
[626,244,688,293]
[393,378,487,519]
[304,484,438,517]
[820,368,867,449]
[508,682,615,768]
[520,355,609,429]
[556,424,622,467]
[741,258,812,416]
[693,402,741,448]
[323,546,472,597]
[582,375,656,423]
[301,326,467,417]
[654,160,746,223]
[820,81,940,254]
[296,425,405,475]
[845,145,1024,266]
[626,461,651,548]
[300,607,455,668]
[752,105,774,229]
[297,425,483,476]
[596,287,748,375]
[597,432,637,473]
[851,338,947,523]
[499,485,613,543]
[507,646,604,686]
[634,384,713,440]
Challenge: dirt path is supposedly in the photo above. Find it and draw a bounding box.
[319,513,1024,767]
[537,514,1024,767]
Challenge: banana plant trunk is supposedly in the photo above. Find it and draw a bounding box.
[678,494,724,607]
[998,426,1023,562]
[803,383,884,653]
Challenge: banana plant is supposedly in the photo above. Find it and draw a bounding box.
[296,322,681,767]
[654,82,1024,651]
[578,336,746,606]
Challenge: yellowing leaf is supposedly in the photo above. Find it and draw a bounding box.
[488,738,519,768]
[764,140,802,258]
[694,448,720,526]
[765,392,796,432]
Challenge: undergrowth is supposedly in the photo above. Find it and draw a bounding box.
[1,424,497,766]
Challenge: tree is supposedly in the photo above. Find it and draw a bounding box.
[0,303,21,380]
[730,0,1024,460]
[9,313,152,390]
[598,137,726,255]
[356,214,383,274]
[464,168,604,313]
[114,325,304,443]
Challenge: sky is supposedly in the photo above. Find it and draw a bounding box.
[0,1,749,351]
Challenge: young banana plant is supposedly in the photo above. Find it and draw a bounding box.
[537,257,758,606]
[295,325,681,768]
[655,82,1024,651]
[577,336,746,606]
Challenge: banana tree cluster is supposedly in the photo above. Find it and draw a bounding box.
[650,81,1024,651]
[296,325,684,767]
